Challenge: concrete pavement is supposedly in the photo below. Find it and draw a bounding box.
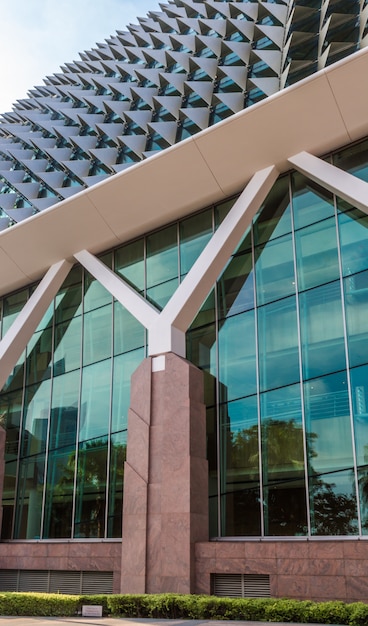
[0,618,339,626]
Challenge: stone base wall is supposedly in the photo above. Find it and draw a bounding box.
[0,541,122,593]
[195,540,368,602]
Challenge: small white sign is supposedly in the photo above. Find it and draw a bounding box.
[82,605,103,617]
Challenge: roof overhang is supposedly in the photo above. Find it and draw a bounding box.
[1,47,368,297]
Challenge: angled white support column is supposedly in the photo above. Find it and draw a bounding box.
[149,164,278,355]
[74,249,160,329]
[0,259,72,391]
[288,151,368,215]
[75,165,278,358]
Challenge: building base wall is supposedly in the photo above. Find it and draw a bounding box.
[0,541,122,593]
[195,540,368,602]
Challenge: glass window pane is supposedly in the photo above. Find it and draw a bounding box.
[26,327,52,385]
[54,316,82,375]
[218,310,257,401]
[215,198,235,228]
[54,266,82,324]
[188,289,216,329]
[344,270,368,368]
[338,206,368,277]
[218,252,254,318]
[146,277,178,309]
[1,389,23,462]
[255,233,295,305]
[333,138,368,183]
[79,360,111,441]
[292,173,335,230]
[349,364,368,534]
[186,323,217,407]
[146,224,178,290]
[74,437,108,538]
[260,385,307,536]
[299,282,346,380]
[220,396,261,536]
[115,238,145,293]
[50,371,79,450]
[2,289,28,335]
[295,217,340,292]
[15,454,45,539]
[207,406,218,538]
[21,380,51,457]
[107,430,126,538]
[84,253,112,312]
[83,305,112,366]
[253,175,291,246]
[258,296,300,392]
[114,302,145,355]
[304,371,358,535]
[111,348,144,433]
[43,447,74,538]
[1,460,17,539]
[179,209,213,277]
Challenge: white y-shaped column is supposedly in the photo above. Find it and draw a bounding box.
[288,151,368,215]
[75,164,278,357]
[0,260,72,391]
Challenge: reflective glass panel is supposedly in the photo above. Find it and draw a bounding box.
[79,360,111,441]
[344,270,368,368]
[146,225,178,291]
[218,310,256,401]
[255,233,295,305]
[179,209,213,277]
[50,371,79,450]
[207,406,218,537]
[111,348,144,433]
[186,323,216,407]
[84,253,112,312]
[15,454,45,539]
[54,267,82,324]
[108,430,126,538]
[260,385,307,536]
[220,396,261,536]
[21,380,51,457]
[257,296,300,392]
[2,289,28,335]
[253,175,291,245]
[83,305,112,366]
[294,217,340,292]
[338,206,368,277]
[114,302,145,355]
[218,252,254,318]
[43,446,74,538]
[1,460,17,539]
[299,282,346,380]
[53,316,82,375]
[334,139,368,183]
[74,437,108,538]
[350,365,368,534]
[304,371,358,535]
[292,173,335,231]
[26,327,52,385]
[115,238,145,293]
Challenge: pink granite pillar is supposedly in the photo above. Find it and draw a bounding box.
[0,426,5,533]
[120,353,208,594]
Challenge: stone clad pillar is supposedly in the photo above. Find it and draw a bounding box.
[0,426,5,533]
[120,353,208,594]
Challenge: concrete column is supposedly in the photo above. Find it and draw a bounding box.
[121,353,208,594]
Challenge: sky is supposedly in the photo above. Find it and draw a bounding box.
[0,0,157,113]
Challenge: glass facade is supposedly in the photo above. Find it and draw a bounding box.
[2,138,368,540]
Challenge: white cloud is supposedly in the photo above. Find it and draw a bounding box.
[0,0,155,112]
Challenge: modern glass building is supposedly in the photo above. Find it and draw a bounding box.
[1,0,368,602]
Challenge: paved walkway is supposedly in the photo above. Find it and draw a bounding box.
[0,618,339,626]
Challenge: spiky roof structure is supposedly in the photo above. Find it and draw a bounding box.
[0,0,366,228]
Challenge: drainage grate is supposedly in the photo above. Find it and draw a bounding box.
[212,573,270,598]
[0,569,113,594]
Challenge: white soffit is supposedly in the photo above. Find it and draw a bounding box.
[0,48,368,297]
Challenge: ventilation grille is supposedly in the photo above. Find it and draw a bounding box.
[0,570,113,594]
[212,573,270,598]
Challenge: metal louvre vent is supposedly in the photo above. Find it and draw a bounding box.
[0,569,113,594]
[81,571,113,594]
[213,573,270,598]
[0,569,18,591]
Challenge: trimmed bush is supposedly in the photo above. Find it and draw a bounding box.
[0,591,367,624]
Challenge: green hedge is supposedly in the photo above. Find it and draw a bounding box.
[0,592,368,624]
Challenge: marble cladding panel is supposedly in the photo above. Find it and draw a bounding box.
[194,540,368,601]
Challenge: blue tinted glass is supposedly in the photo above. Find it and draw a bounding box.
[338,207,368,277]
[258,296,300,392]
[218,310,257,401]
[295,217,340,291]
[255,233,295,305]
[292,173,335,230]
[79,360,111,441]
[299,282,346,380]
